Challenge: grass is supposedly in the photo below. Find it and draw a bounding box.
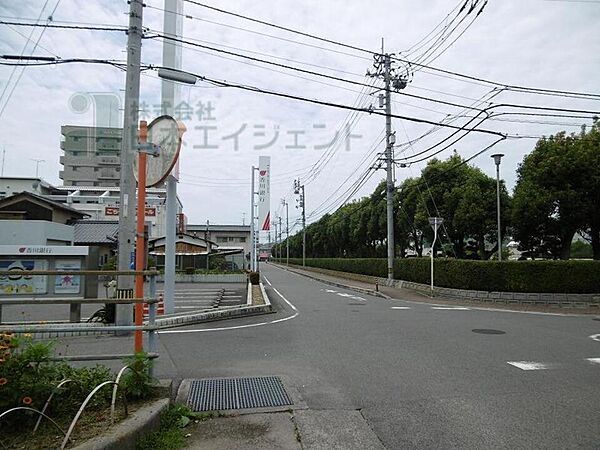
[136,405,221,450]
[1,399,149,450]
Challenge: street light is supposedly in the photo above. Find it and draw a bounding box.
[428,217,444,296]
[491,154,504,261]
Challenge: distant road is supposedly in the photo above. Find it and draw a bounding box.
[157,264,600,449]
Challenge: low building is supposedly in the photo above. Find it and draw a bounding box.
[0,177,56,200]
[73,220,119,268]
[186,224,250,270]
[45,185,182,239]
[0,192,90,297]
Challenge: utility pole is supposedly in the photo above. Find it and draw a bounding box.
[116,0,143,327]
[367,41,407,280]
[384,53,394,280]
[278,215,283,260]
[205,219,210,270]
[1,146,5,176]
[294,179,306,266]
[281,198,289,265]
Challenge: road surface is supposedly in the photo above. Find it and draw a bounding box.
[156,263,600,449]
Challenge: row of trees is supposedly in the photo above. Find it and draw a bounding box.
[274,121,599,260]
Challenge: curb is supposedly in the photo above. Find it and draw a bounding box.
[71,397,170,450]
[274,264,390,300]
[155,302,273,329]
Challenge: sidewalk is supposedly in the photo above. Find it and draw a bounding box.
[274,263,600,315]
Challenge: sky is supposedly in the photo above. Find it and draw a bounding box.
[1,0,599,239]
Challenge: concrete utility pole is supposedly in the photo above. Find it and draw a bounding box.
[278,215,283,259]
[294,179,306,266]
[205,219,210,270]
[367,41,407,280]
[491,154,504,261]
[384,53,394,281]
[116,0,144,326]
[281,198,289,265]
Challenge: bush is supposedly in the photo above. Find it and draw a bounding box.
[281,257,600,293]
[248,271,260,285]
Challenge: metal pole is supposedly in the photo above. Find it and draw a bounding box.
[302,184,306,266]
[496,163,502,261]
[250,165,256,271]
[431,225,437,295]
[286,201,289,265]
[147,272,157,378]
[117,0,144,328]
[384,53,394,280]
[164,179,176,314]
[161,0,183,316]
[134,121,148,352]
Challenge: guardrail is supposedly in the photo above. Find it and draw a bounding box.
[0,270,160,366]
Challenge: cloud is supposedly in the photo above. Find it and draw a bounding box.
[0,0,598,235]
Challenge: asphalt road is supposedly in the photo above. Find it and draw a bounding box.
[156,263,600,449]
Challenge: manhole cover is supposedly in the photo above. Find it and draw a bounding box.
[472,329,506,335]
[187,376,293,412]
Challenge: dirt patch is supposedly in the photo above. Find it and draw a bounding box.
[252,285,265,306]
[1,399,150,450]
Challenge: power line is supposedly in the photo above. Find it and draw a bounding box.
[0,20,127,32]
[177,1,600,100]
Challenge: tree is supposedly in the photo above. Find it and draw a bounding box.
[512,125,598,260]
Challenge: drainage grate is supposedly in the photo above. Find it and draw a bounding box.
[472,328,506,335]
[186,376,293,412]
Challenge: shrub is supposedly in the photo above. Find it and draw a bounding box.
[248,271,260,285]
[281,257,600,293]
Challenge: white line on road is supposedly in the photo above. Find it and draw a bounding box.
[263,276,272,286]
[507,361,553,371]
[590,334,600,342]
[391,306,411,310]
[272,287,298,312]
[158,286,299,334]
[585,357,600,365]
[431,306,471,310]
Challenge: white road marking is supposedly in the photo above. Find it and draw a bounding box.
[507,361,552,371]
[337,293,354,298]
[272,287,298,312]
[325,289,337,293]
[391,306,411,310]
[585,357,600,365]
[431,306,471,310]
[159,287,299,334]
[263,276,272,286]
[590,334,600,342]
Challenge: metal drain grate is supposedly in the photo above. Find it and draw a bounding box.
[186,376,293,412]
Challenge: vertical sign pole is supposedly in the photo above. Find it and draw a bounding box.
[250,165,256,271]
[134,121,148,352]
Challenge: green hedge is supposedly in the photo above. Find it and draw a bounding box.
[278,258,600,293]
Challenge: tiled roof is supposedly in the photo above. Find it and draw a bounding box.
[73,220,119,244]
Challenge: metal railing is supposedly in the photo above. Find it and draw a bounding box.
[0,269,159,364]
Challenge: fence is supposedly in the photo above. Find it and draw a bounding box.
[0,270,160,366]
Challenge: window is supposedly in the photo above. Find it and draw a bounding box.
[238,237,247,243]
[72,166,78,171]
[217,237,228,243]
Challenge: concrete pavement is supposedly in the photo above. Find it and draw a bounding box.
[154,263,600,449]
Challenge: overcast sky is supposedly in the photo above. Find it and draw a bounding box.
[1,0,599,237]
